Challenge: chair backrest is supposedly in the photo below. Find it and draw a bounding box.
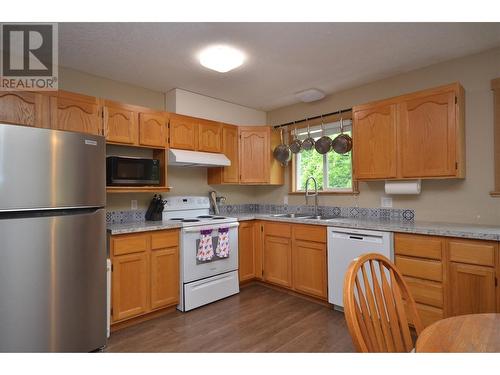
[343,253,424,353]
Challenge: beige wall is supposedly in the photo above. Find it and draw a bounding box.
[60,47,500,224]
[166,88,266,125]
[263,47,500,225]
[58,67,259,210]
[59,66,166,110]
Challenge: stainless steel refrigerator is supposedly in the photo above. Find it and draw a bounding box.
[0,123,107,352]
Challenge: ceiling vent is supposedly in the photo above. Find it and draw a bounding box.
[294,88,325,103]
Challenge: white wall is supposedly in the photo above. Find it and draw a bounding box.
[166,88,266,125]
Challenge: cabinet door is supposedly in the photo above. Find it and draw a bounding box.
[170,115,198,150]
[52,91,102,135]
[150,247,179,310]
[0,91,50,128]
[238,221,255,282]
[239,127,270,183]
[263,235,292,288]
[449,262,496,316]
[400,91,457,177]
[112,253,149,322]
[104,104,137,144]
[198,120,222,153]
[222,125,239,183]
[353,104,397,179]
[292,240,327,299]
[138,112,167,148]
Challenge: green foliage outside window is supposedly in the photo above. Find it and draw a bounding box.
[296,132,352,191]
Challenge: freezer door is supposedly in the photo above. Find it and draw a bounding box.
[0,124,105,210]
[0,208,106,352]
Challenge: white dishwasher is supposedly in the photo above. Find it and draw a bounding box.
[327,227,393,309]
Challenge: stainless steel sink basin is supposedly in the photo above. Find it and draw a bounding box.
[270,213,314,219]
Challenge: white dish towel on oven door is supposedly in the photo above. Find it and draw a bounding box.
[197,229,214,261]
[215,227,230,258]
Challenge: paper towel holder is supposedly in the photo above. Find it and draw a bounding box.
[384,179,422,195]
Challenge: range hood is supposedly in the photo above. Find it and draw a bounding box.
[168,148,231,167]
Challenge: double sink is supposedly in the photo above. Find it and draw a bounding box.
[268,213,344,222]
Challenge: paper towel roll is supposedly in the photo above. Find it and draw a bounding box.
[384,180,421,195]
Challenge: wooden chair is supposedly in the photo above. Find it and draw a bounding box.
[343,253,424,352]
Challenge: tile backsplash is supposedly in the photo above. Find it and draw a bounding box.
[217,203,415,222]
[106,204,415,224]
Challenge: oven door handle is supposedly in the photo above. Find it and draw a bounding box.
[182,222,240,233]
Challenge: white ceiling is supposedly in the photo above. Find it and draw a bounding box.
[59,23,500,111]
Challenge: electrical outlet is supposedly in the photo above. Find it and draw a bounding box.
[381,196,393,208]
[283,195,289,205]
[131,200,138,210]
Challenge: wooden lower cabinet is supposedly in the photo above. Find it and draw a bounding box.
[292,239,327,299]
[110,229,179,324]
[112,252,149,322]
[238,221,256,282]
[263,235,292,288]
[449,262,496,316]
[150,247,179,310]
[395,233,500,328]
[259,222,327,300]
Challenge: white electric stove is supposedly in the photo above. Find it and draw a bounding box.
[162,196,239,311]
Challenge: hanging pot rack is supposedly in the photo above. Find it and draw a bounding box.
[273,107,352,130]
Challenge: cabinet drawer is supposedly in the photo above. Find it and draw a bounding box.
[293,224,325,243]
[112,234,149,256]
[403,276,443,308]
[405,301,443,328]
[395,234,443,260]
[264,222,291,238]
[395,256,442,282]
[151,230,179,250]
[448,239,496,267]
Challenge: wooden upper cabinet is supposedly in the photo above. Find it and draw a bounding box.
[0,91,51,128]
[221,125,239,183]
[400,91,458,177]
[138,112,167,148]
[198,120,222,153]
[352,82,465,180]
[103,101,138,144]
[239,127,271,183]
[353,104,397,179]
[52,90,102,135]
[207,124,239,184]
[169,114,198,150]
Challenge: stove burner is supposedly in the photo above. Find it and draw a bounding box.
[182,219,200,222]
[212,217,226,220]
[197,215,214,218]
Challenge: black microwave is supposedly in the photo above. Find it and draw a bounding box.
[106,156,160,186]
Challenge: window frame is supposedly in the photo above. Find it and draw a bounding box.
[288,112,358,195]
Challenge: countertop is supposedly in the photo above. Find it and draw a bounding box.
[107,214,500,241]
[107,221,183,235]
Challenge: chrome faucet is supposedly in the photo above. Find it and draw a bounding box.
[305,176,319,217]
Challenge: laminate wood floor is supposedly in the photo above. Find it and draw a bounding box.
[106,283,355,352]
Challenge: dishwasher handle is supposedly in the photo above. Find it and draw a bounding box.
[330,231,384,244]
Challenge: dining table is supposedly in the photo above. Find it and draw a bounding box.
[415,313,500,352]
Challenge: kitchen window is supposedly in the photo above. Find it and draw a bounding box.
[291,115,356,194]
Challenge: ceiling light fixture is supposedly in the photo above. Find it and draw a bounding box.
[295,88,326,103]
[198,45,245,73]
